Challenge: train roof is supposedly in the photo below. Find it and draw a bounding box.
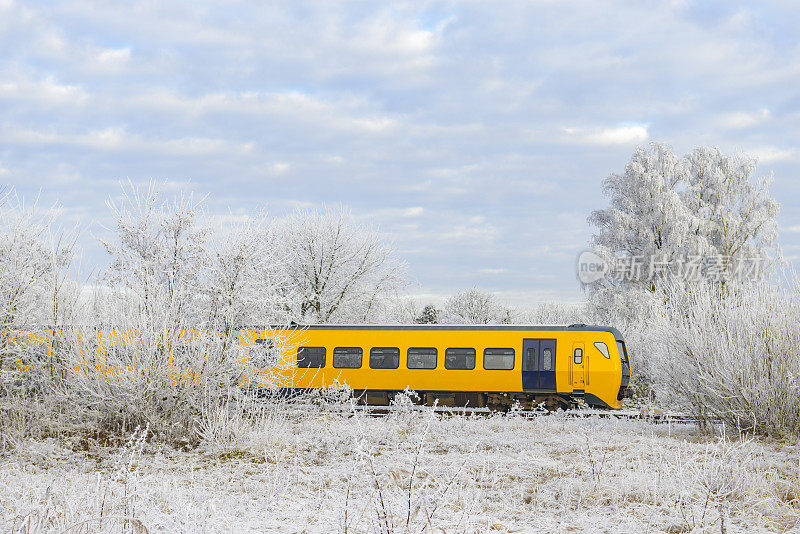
[248,323,625,339]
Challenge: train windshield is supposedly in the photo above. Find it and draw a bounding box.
[616,340,629,365]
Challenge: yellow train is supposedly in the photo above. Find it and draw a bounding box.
[243,323,632,410]
[5,323,631,410]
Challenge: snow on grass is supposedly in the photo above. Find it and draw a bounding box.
[1,405,798,533]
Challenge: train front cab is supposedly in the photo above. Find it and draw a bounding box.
[563,325,631,409]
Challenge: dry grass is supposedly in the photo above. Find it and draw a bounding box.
[1,402,798,533]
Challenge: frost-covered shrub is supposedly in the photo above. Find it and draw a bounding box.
[0,182,306,448]
[650,280,800,438]
[522,301,590,325]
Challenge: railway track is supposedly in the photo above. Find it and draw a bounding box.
[347,404,709,425]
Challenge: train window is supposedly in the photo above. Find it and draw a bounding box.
[525,347,536,371]
[483,348,515,370]
[574,348,583,364]
[297,346,326,368]
[541,348,553,371]
[251,338,277,368]
[369,347,400,369]
[594,342,610,359]
[407,347,437,369]
[333,347,363,369]
[445,348,476,370]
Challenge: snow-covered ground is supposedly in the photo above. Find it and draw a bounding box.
[2,405,798,533]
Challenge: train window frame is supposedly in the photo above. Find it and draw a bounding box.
[407,347,437,369]
[574,347,583,364]
[333,347,363,369]
[594,342,611,359]
[483,348,515,370]
[541,347,553,371]
[369,347,400,369]
[297,346,326,368]
[445,348,476,370]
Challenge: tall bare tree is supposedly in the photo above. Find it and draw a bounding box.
[280,206,406,323]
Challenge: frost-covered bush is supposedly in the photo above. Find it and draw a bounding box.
[0,182,305,448]
[650,280,800,438]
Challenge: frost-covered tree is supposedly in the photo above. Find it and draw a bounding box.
[0,192,79,329]
[587,143,780,320]
[378,295,420,324]
[522,301,588,325]
[279,206,406,323]
[87,183,271,442]
[415,304,440,324]
[442,288,512,324]
[587,143,700,317]
[0,198,53,331]
[101,181,209,330]
[0,195,55,371]
[206,211,289,335]
[683,147,780,284]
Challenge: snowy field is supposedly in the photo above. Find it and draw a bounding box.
[2,404,798,533]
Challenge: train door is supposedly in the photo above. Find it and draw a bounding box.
[522,338,557,391]
[522,338,538,389]
[539,339,556,390]
[572,342,585,390]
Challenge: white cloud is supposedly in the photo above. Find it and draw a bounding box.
[723,108,770,129]
[747,146,796,163]
[585,125,649,145]
[784,225,800,233]
[269,162,291,174]
[0,77,88,106]
[402,207,424,217]
[352,21,434,56]
[128,90,399,134]
[364,206,425,220]
[95,47,131,68]
[440,224,496,242]
[350,116,397,132]
[348,10,438,58]
[478,268,508,274]
[563,125,649,146]
[1,126,255,156]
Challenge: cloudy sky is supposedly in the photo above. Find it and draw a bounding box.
[2,1,799,305]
